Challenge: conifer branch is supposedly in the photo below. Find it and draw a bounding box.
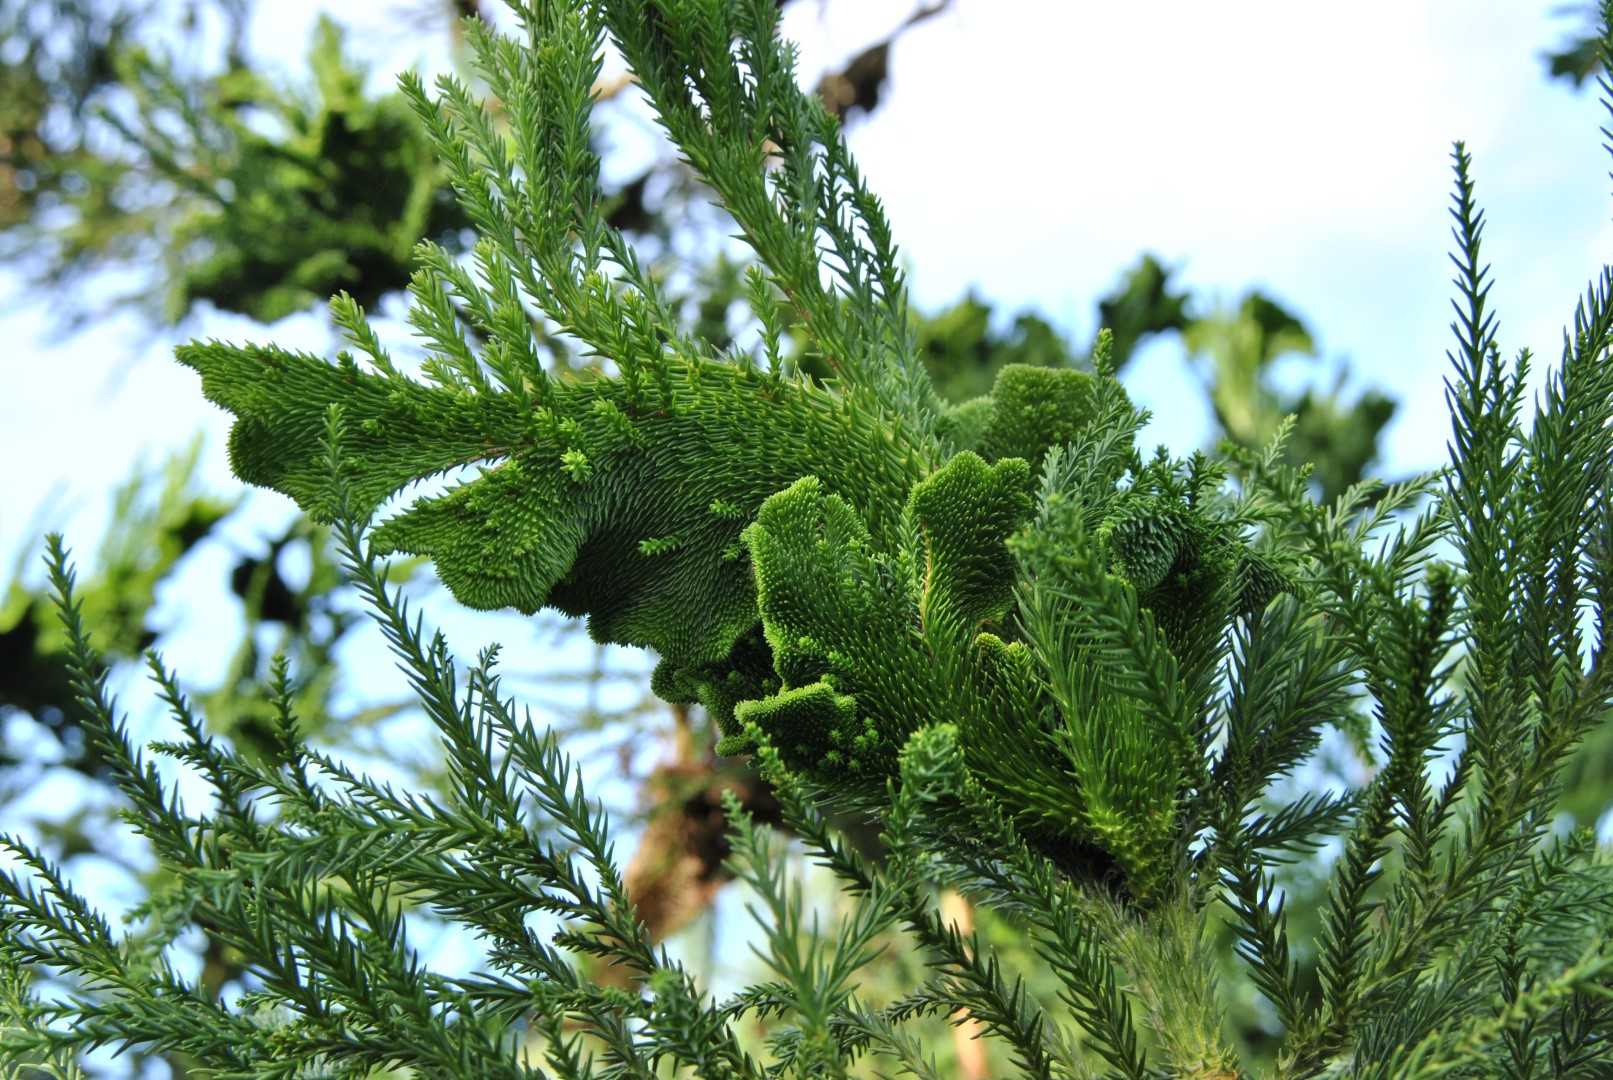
[9,1,1613,1075]
[746,737,1083,1079]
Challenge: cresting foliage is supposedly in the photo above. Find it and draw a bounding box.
[4,1,1613,1076]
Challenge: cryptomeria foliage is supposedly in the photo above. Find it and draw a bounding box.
[5,0,1613,1076]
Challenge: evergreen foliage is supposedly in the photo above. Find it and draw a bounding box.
[6,0,1613,1075]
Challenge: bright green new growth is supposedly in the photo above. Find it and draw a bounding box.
[181,275,1272,900]
[729,451,1029,773]
[182,332,1259,896]
[175,0,1285,900]
[179,342,924,700]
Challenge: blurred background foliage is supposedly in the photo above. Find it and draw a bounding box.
[1545,0,1611,84]
[1,1,1607,1074]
